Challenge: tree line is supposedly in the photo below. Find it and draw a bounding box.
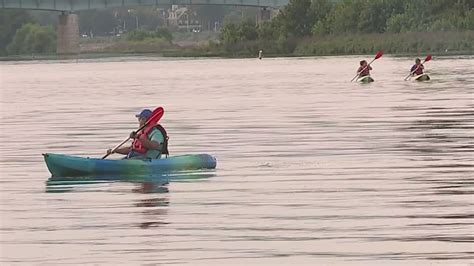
[219,0,474,55]
[1,1,473,56]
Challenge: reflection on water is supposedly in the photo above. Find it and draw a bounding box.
[45,171,215,192]
[134,183,170,229]
[46,170,215,182]
[46,179,173,230]
[1,56,473,264]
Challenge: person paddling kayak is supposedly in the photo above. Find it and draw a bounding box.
[410,58,424,76]
[106,109,169,159]
[351,51,382,82]
[357,60,372,77]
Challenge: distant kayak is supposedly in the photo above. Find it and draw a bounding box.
[413,73,430,81]
[43,153,217,178]
[357,76,374,83]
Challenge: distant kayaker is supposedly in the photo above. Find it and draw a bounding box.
[357,60,372,77]
[258,50,263,60]
[410,58,424,76]
[106,109,169,159]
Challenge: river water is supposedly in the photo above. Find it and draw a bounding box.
[0,55,473,265]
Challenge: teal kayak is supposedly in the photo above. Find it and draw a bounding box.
[414,73,430,81]
[43,153,217,178]
[357,75,374,83]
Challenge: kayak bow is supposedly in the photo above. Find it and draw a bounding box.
[357,76,375,83]
[413,73,430,81]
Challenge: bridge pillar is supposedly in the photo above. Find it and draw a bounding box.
[257,8,271,24]
[57,13,79,54]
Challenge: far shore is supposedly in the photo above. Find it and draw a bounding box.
[2,30,473,62]
[1,49,472,62]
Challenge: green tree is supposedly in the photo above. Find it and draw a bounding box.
[279,0,315,37]
[466,9,474,30]
[258,18,284,40]
[220,23,239,45]
[309,0,333,35]
[0,10,32,55]
[325,1,359,34]
[7,23,56,55]
[310,0,333,24]
[238,20,258,41]
[386,13,413,33]
[357,0,391,33]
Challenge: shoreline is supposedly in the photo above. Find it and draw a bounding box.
[1,49,473,62]
[2,30,472,62]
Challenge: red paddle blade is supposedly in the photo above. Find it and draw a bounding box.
[374,50,384,59]
[147,107,164,126]
[424,55,432,62]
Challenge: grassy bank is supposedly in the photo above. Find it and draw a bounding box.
[1,31,472,61]
[157,31,474,58]
[211,31,474,58]
[294,31,474,56]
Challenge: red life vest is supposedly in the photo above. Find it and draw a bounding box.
[411,64,424,75]
[131,124,169,155]
[131,125,156,154]
[358,65,372,77]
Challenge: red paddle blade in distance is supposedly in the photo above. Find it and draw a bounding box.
[425,55,432,62]
[374,50,384,59]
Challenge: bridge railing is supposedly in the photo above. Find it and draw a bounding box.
[1,0,290,11]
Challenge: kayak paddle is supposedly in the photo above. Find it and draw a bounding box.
[102,107,164,159]
[351,50,384,82]
[404,54,432,81]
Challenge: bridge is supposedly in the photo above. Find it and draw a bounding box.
[1,0,290,11]
[2,0,290,54]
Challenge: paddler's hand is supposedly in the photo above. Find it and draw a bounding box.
[129,131,137,139]
[106,149,113,155]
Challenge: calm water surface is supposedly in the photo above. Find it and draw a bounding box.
[1,55,473,265]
